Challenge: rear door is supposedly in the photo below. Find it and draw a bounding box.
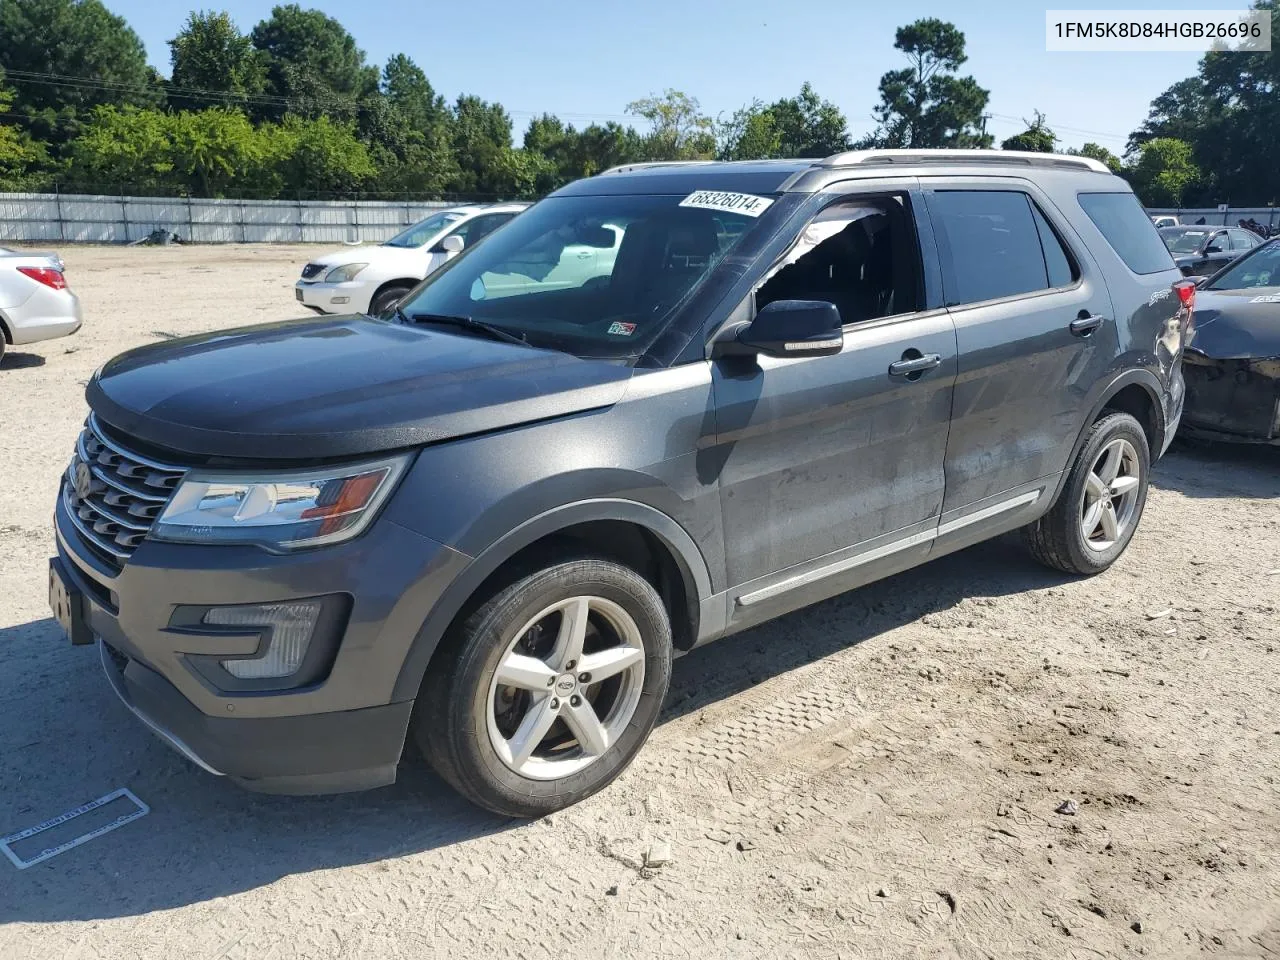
[711,184,958,628]
[922,180,1116,533]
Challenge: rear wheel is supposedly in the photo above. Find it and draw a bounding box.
[415,557,672,817]
[1022,411,1150,575]
[369,285,412,318]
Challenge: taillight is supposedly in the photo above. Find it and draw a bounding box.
[17,266,67,290]
[1173,279,1196,310]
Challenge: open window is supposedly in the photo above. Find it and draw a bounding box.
[755,195,922,325]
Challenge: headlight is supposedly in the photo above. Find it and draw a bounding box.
[325,262,369,282]
[152,453,410,549]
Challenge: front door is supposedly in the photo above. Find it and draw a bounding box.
[710,189,957,628]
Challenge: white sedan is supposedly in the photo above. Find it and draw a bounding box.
[0,247,82,363]
[294,203,530,317]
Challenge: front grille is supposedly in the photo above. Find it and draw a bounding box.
[300,263,325,280]
[62,416,187,567]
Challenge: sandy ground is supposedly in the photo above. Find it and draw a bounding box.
[1,244,1278,960]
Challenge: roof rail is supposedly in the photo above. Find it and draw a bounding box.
[597,160,717,176]
[818,149,1111,174]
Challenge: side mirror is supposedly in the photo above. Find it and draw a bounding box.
[433,234,465,255]
[1192,275,1208,288]
[721,300,844,359]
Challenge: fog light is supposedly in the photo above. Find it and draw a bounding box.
[330,296,350,304]
[205,601,321,679]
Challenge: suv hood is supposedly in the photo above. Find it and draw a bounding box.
[306,244,428,271]
[87,316,633,460]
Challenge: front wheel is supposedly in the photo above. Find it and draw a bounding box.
[1022,411,1151,575]
[369,285,411,318]
[415,557,672,817]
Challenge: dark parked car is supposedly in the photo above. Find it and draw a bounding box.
[1160,224,1262,277]
[50,150,1193,816]
[1182,237,1280,444]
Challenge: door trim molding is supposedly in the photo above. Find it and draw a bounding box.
[735,488,1042,609]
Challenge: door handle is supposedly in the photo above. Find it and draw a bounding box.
[1069,313,1105,337]
[888,353,942,377]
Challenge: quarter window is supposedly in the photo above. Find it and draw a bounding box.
[1078,192,1176,275]
[929,190,1061,306]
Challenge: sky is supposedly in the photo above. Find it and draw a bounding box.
[101,0,1238,153]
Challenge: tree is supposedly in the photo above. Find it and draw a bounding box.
[1001,111,1056,152]
[522,115,644,190]
[250,4,377,119]
[626,89,715,160]
[168,11,266,109]
[720,83,851,160]
[1068,141,1123,173]
[0,0,160,146]
[1127,138,1202,206]
[381,54,446,132]
[861,18,993,149]
[448,94,514,195]
[0,71,52,189]
[1127,0,1279,203]
[265,114,376,194]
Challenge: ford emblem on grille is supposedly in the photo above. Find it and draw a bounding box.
[73,460,94,501]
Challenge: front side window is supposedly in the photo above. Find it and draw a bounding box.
[755,196,921,324]
[930,190,1057,306]
[1206,240,1280,290]
[382,210,467,248]
[396,193,769,359]
[447,213,514,248]
[1080,192,1177,275]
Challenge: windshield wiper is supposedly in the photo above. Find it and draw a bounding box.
[402,311,531,348]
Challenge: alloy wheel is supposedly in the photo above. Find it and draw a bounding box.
[1080,437,1142,552]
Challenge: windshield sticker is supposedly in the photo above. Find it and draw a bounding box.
[679,190,773,218]
[1251,294,1280,303]
[607,321,637,336]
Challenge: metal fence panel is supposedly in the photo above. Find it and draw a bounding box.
[0,191,457,244]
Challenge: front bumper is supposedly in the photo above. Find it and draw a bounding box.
[54,486,471,793]
[294,279,372,315]
[1181,352,1280,444]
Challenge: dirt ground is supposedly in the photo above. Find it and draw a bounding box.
[1,244,1278,960]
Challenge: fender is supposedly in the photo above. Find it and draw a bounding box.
[390,497,713,702]
[1047,366,1167,508]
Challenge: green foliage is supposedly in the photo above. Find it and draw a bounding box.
[1130,0,1278,203]
[0,74,53,189]
[1001,111,1056,153]
[249,4,378,120]
[1068,142,1123,173]
[169,10,267,107]
[68,105,374,196]
[0,0,159,146]
[861,18,993,149]
[626,89,715,160]
[719,83,851,160]
[1127,138,1202,206]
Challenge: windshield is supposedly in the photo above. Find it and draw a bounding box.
[1207,240,1280,291]
[1161,228,1212,254]
[383,210,468,248]
[396,193,770,359]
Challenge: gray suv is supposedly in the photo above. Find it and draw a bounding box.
[49,150,1193,816]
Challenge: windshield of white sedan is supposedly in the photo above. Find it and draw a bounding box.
[395,194,765,357]
[383,210,467,248]
[1207,241,1280,290]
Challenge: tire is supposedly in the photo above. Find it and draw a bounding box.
[1022,411,1151,576]
[415,557,672,817]
[369,285,411,318]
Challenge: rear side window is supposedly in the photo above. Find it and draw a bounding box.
[1030,203,1078,287]
[929,191,1057,306]
[1078,192,1175,275]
